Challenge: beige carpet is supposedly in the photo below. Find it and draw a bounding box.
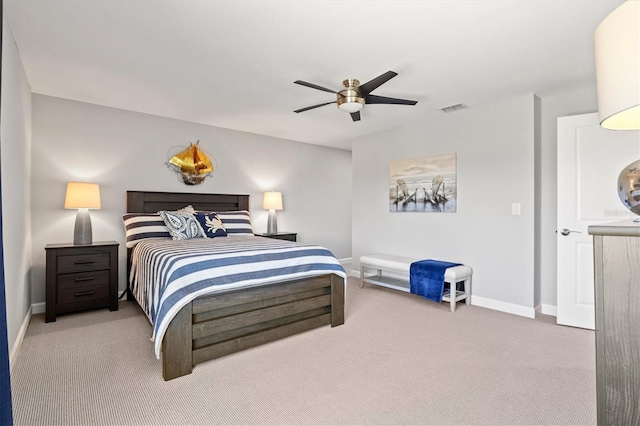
[11,277,596,425]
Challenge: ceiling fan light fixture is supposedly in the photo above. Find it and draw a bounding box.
[337,96,364,113]
[337,78,365,113]
[294,72,416,121]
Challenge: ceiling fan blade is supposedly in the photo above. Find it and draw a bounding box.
[294,101,336,113]
[350,111,361,122]
[358,71,398,95]
[365,94,417,105]
[294,80,337,94]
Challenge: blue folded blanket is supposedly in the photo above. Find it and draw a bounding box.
[410,259,462,303]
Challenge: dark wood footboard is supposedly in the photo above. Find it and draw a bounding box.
[162,274,345,381]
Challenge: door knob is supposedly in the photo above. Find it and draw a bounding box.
[559,228,581,236]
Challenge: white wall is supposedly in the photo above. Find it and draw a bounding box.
[352,94,536,315]
[1,12,33,357]
[30,95,352,304]
[538,86,598,312]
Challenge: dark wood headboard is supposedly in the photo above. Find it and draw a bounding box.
[127,191,250,214]
[125,191,250,300]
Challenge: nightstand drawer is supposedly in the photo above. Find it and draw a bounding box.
[57,270,110,290]
[57,282,109,305]
[57,252,110,273]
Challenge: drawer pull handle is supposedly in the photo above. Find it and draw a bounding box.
[74,276,94,282]
[74,260,95,265]
[74,290,95,297]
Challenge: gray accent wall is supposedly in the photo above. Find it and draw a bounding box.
[30,95,352,305]
[1,12,33,357]
[352,94,537,312]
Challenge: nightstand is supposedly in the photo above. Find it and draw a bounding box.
[258,232,297,242]
[45,241,119,322]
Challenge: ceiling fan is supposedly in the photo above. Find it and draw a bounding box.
[294,71,418,122]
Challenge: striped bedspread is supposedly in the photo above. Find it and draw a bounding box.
[130,235,347,358]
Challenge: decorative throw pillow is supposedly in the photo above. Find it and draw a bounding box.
[215,210,254,235]
[159,210,204,240]
[176,205,196,214]
[193,211,227,238]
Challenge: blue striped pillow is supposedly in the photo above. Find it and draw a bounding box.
[122,213,171,248]
[122,206,196,248]
[215,210,254,235]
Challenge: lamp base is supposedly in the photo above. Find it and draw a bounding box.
[73,209,93,245]
[266,209,278,234]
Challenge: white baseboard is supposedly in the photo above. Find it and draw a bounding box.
[10,306,32,372]
[338,257,352,266]
[471,296,536,319]
[352,269,536,319]
[32,302,45,314]
[540,304,557,316]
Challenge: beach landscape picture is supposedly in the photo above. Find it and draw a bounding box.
[389,153,457,212]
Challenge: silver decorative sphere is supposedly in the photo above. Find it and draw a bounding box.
[617,159,640,216]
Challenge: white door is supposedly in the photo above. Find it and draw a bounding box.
[557,113,640,329]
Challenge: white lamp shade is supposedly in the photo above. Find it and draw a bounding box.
[64,182,101,209]
[263,191,283,210]
[594,0,640,130]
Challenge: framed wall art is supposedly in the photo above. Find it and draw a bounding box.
[389,153,457,212]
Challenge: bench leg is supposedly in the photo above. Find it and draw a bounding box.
[360,264,365,288]
[465,277,471,305]
[450,283,456,313]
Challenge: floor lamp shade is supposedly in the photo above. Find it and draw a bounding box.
[64,182,101,245]
[594,0,640,130]
[263,191,283,235]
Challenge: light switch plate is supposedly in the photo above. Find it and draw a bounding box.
[512,203,521,215]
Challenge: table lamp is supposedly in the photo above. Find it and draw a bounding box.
[263,191,283,234]
[64,182,101,245]
[594,0,639,130]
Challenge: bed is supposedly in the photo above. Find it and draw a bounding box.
[125,190,346,381]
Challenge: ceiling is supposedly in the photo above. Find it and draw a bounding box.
[3,0,622,151]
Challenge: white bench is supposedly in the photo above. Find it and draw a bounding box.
[360,254,472,312]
